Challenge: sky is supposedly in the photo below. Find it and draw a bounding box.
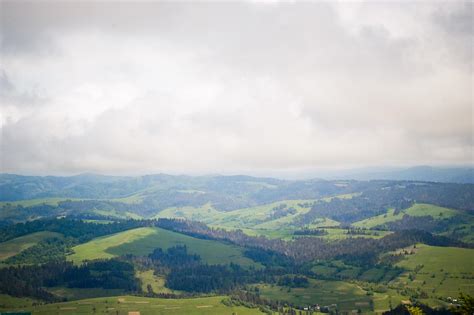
[0,1,472,177]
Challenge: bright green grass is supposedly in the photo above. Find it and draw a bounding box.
[392,244,474,299]
[352,209,404,229]
[352,203,459,229]
[372,289,410,313]
[0,231,63,261]
[306,217,341,228]
[256,279,372,312]
[403,203,459,218]
[154,202,221,223]
[306,228,391,241]
[157,199,315,230]
[155,194,356,231]
[136,270,178,294]
[241,228,296,240]
[68,227,259,267]
[241,227,391,242]
[0,295,265,315]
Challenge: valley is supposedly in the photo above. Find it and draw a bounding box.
[0,174,472,314]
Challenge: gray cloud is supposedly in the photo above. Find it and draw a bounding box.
[0,1,472,176]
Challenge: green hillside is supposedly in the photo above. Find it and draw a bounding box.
[0,231,63,261]
[68,227,259,267]
[155,196,356,230]
[352,203,459,229]
[156,199,315,229]
[256,279,372,313]
[392,244,474,298]
[0,295,265,315]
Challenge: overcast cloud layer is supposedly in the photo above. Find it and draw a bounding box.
[0,1,472,176]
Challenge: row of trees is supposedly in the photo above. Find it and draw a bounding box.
[154,218,469,265]
[0,217,148,243]
[0,259,139,301]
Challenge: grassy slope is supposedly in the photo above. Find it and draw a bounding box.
[47,287,125,300]
[236,227,391,241]
[0,231,63,261]
[352,203,460,229]
[0,294,38,310]
[136,270,177,294]
[392,244,474,299]
[0,295,264,315]
[155,199,316,229]
[256,279,372,312]
[68,227,259,267]
[308,228,392,241]
[154,196,361,230]
[154,202,222,223]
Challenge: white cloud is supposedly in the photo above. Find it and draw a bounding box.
[0,1,472,176]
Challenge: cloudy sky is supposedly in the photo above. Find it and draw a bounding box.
[0,1,472,176]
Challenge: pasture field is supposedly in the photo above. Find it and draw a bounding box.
[352,203,460,229]
[0,295,265,315]
[255,279,373,313]
[0,231,63,261]
[47,287,125,300]
[372,288,409,313]
[237,228,296,240]
[154,202,221,223]
[305,217,341,228]
[0,294,38,310]
[155,196,353,230]
[136,270,177,294]
[403,203,459,218]
[68,227,259,267]
[352,208,405,229]
[392,244,474,298]
[308,228,391,241]
[157,199,315,229]
[310,261,399,283]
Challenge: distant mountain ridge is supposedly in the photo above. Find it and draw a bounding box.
[0,166,472,202]
[319,166,473,184]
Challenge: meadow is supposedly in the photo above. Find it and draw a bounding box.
[392,244,474,299]
[155,199,316,229]
[68,227,259,267]
[154,195,362,231]
[352,203,459,229]
[255,279,372,313]
[136,270,178,294]
[0,295,265,315]
[0,231,63,261]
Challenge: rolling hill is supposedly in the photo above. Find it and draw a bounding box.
[68,227,259,267]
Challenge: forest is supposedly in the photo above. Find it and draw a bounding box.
[0,175,472,314]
